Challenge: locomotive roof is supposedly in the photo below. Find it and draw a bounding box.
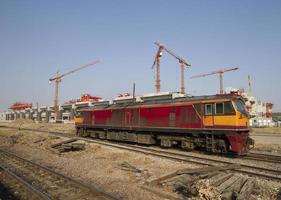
[78,94,243,111]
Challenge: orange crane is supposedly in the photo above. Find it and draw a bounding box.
[152,41,191,94]
[49,60,100,121]
[190,67,239,94]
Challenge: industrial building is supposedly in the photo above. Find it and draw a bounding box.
[225,87,275,127]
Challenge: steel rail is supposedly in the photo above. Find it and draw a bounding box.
[0,165,52,200]
[0,149,118,200]
[244,153,281,164]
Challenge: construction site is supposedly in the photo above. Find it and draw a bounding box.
[1,1,281,200]
[0,44,276,128]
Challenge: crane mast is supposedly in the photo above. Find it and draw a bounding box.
[152,42,191,94]
[152,46,163,93]
[190,67,239,94]
[248,75,253,96]
[49,60,100,121]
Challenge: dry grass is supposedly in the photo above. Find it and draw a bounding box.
[254,144,281,154]
[251,179,281,200]
[0,120,76,134]
[252,127,281,134]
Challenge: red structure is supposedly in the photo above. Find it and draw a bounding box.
[80,94,102,102]
[63,94,102,105]
[266,103,273,118]
[9,102,32,110]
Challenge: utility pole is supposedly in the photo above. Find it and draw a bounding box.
[132,83,136,103]
[36,102,39,122]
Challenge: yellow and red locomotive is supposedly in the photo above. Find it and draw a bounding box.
[75,93,254,155]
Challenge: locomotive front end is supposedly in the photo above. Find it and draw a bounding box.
[225,99,254,155]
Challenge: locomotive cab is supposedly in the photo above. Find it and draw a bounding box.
[233,100,249,128]
[203,99,249,131]
[203,99,249,130]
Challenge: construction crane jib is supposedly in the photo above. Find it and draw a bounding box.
[49,60,100,121]
[152,41,191,94]
[190,67,239,94]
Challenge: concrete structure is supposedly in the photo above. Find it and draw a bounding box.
[0,112,7,121]
[226,87,275,127]
[0,101,94,123]
[250,118,275,127]
[0,94,106,123]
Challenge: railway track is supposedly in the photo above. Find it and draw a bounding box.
[0,166,44,200]
[1,125,281,182]
[77,137,281,182]
[244,152,281,164]
[0,149,118,200]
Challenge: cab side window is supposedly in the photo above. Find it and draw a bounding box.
[205,104,213,115]
[215,103,224,115]
[224,101,235,114]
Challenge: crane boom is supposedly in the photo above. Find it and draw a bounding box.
[190,67,238,79]
[190,67,239,94]
[49,60,100,81]
[49,60,100,121]
[154,42,191,67]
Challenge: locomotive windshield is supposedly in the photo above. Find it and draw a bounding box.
[234,100,248,116]
[75,111,82,117]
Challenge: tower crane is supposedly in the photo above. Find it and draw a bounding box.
[248,75,253,96]
[190,67,239,94]
[152,41,191,94]
[49,60,100,121]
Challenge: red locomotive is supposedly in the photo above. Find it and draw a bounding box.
[75,92,254,155]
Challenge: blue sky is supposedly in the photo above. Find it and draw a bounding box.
[0,0,281,111]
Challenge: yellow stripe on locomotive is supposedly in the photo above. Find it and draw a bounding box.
[74,111,84,124]
[74,117,84,124]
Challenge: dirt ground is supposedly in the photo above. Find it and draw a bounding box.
[0,128,196,200]
[251,134,281,154]
[0,120,76,134]
[0,121,281,199]
[252,127,281,134]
